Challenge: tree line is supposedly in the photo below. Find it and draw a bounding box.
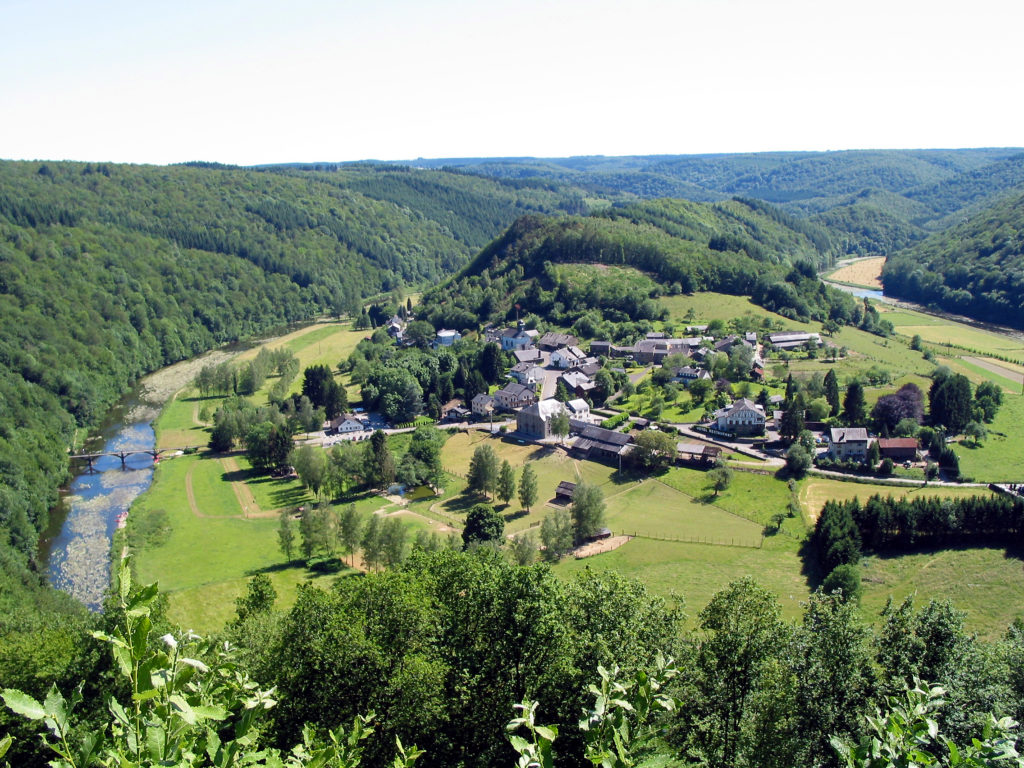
[813,492,1024,579]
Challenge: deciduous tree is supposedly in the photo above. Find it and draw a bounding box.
[462,503,505,547]
[570,482,606,543]
[519,463,538,512]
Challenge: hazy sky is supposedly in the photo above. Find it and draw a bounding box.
[2,0,1020,165]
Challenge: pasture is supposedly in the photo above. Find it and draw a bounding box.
[859,547,1024,641]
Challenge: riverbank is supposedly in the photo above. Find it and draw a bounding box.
[43,319,341,610]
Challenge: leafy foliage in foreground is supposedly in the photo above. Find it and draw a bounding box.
[2,557,422,768]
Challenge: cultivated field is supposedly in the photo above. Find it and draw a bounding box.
[800,479,993,523]
[825,257,885,289]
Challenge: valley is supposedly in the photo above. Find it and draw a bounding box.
[113,289,1024,639]
[4,150,1024,768]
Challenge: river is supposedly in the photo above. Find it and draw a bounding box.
[822,280,886,301]
[39,347,239,610]
[39,406,157,610]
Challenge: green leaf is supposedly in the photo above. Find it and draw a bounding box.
[118,556,132,602]
[535,725,558,743]
[78,731,101,767]
[132,688,161,702]
[0,733,13,758]
[2,689,46,720]
[112,643,133,678]
[43,685,67,729]
[126,582,160,617]
[192,705,228,721]
[108,696,131,726]
[180,657,210,674]
[509,735,530,752]
[169,694,197,725]
[131,616,152,659]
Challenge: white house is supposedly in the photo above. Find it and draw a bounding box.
[433,329,462,347]
[566,398,591,421]
[471,393,496,418]
[510,362,545,386]
[713,398,766,436]
[500,321,535,351]
[828,427,869,461]
[494,383,537,411]
[551,345,588,369]
[330,416,366,434]
[516,398,569,439]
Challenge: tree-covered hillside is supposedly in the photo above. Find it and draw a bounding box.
[412,149,1024,257]
[418,201,859,334]
[0,159,587,624]
[882,190,1024,328]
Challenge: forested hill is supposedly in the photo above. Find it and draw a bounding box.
[418,199,858,335]
[408,149,1024,256]
[0,159,584,618]
[882,190,1024,328]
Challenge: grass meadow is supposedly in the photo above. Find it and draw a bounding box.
[130,300,1024,637]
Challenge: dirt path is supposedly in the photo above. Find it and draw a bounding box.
[184,464,203,518]
[221,456,264,518]
[962,356,1024,390]
[184,460,278,520]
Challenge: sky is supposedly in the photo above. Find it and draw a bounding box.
[1,0,1021,165]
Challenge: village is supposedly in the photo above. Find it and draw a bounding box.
[319,313,931,481]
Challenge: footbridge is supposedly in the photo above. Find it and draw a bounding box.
[69,448,186,469]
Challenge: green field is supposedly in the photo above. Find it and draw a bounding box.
[881,306,1024,360]
[943,356,1021,394]
[605,480,765,546]
[241,321,367,404]
[659,292,803,325]
[554,535,809,625]
[860,548,1024,641]
[660,466,795,529]
[154,393,212,451]
[952,393,1024,481]
[131,294,1024,639]
[800,478,994,522]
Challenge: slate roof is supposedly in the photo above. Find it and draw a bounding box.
[830,427,869,443]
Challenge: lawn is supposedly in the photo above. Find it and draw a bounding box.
[942,356,1021,394]
[154,392,212,451]
[604,479,765,546]
[231,454,313,512]
[164,566,360,632]
[244,321,367,404]
[660,466,796,529]
[553,535,810,626]
[659,292,812,326]
[952,393,1024,482]
[895,323,1024,361]
[859,547,1024,641]
[133,454,283,594]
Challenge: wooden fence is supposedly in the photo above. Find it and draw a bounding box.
[624,531,763,549]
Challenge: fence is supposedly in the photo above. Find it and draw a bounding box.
[624,530,763,549]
